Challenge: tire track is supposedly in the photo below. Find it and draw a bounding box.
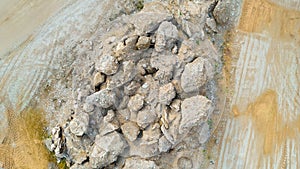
[217,0,300,168]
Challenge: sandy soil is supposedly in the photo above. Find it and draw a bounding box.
[0,0,73,57]
[217,0,300,168]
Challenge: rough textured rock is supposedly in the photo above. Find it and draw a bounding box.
[69,112,89,136]
[136,36,151,50]
[137,106,157,128]
[123,158,158,169]
[107,60,136,88]
[158,136,172,153]
[90,132,128,168]
[159,83,176,105]
[42,1,224,168]
[181,57,207,93]
[150,53,181,84]
[199,123,210,144]
[50,126,66,158]
[121,122,140,142]
[99,120,119,136]
[178,40,197,63]
[142,123,161,142]
[213,0,230,26]
[93,72,105,87]
[155,21,179,52]
[129,11,172,35]
[95,55,119,75]
[85,89,117,108]
[179,95,213,134]
[128,94,144,112]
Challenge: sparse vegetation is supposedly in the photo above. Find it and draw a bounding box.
[207,119,213,130]
[135,0,144,11]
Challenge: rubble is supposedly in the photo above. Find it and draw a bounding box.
[181,57,207,93]
[69,112,89,136]
[123,158,158,169]
[95,55,119,75]
[45,1,224,168]
[159,83,176,105]
[155,21,179,52]
[158,135,172,153]
[179,95,213,134]
[128,94,144,112]
[121,122,140,142]
[90,132,128,168]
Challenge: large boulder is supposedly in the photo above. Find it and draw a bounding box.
[181,57,207,93]
[179,95,213,134]
[155,21,179,52]
[128,11,172,35]
[85,89,117,108]
[90,132,128,168]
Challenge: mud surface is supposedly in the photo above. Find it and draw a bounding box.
[217,0,300,168]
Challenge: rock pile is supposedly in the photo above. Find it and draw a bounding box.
[47,1,222,168]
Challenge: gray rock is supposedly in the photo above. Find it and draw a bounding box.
[137,106,157,128]
[213,0,230,26]
[178,40,197,63]
[179,95,213,134]
[155,21,179,52]
[136,36,151,50]
[206,17,218,32]
[121,122,140,142]
[128,94,144,112]
[142,123,161,142]
[83,102,94,113]
[199,122,210,144]
[107,60,137,89]
[127,140,160,158]
[125,36,139,47]
[129,12,172,35]
[150,53,181,84]
[181,57,207,93]
[69,112,89,136]
[95,55,119,75]
[86,89,117,108]
[160,125,175,145]
[90,132,128,168]
[70,163,90,169]
[123,158,158,169]
[158,136,172,153]
[159,83,176,105]
[99,120,119,136]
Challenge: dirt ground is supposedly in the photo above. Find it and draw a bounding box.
[0,0,72,57]
[0,0,299,168]
[217,0,300,168]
